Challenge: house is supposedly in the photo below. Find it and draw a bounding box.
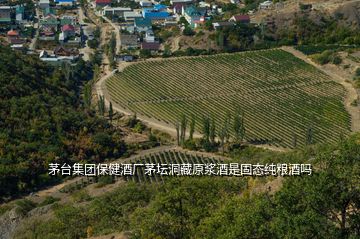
[170,0,193,4]
[0,6,11,24]
[171,3,187,15]
[259,0,273,10]
[39,0,50,9]
[144,29,155,42]
[212,21,234,30]
[117,54,134,62]
[183,5,206,28]
[61,24,76,38]
[120,34,138,49]
[95,0,111,8]
[140,0,152,7]
[141,42,160,51]
[40,16,59,31]
[7,30,25,44]
[230,0,239,4]
[142,5,170,21]
[229,15,250,24]
[15,5,25,23]
[134,17,152,32]
[123,11,143,22]
[60,15,77,26]
[55,0,75,6]
[54,46,79,56]
[39,50,77,64]
[102,6,132,17]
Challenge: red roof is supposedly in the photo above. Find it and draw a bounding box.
[95,0,111,3]
[62,24,75,32]
[232,15,250,22]
[7,30,19,36]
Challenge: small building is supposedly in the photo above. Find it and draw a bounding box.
[259,0,273,10]
[7,30,25,44]
[229,15,250,24]
[40,16,59,31]
[0,6,11,24]
[102,6,132,17]
[39,0,50,9]
[60,15,77,26]
[56,0,76,6]
[120,34,138,49]
[95,0,111,8]
[183,5,206,28]
[139,0,152,7]
[117,54,134,62]
[142,5,170,20]
[171,3,187,15]
[54,46,79,56]
[144,29,155,42]
[212,21,234,30]
[141,42,160,51]
[170,0,193,4]
[134,17,152,32]
[123,11,143,22]
[15,5,25,23]
[43,7,55,17]
[61,24,75,38]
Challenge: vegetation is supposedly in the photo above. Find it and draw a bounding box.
[0,46,126,201]
[13,135,360,239]
[106,49,350,148]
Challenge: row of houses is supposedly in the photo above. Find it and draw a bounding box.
[39,0,77,9]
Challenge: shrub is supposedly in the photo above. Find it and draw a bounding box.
[15,199,37,216]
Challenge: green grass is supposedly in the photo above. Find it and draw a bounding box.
[106,49,351,148]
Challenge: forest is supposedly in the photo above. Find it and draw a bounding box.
[0,46,127,201]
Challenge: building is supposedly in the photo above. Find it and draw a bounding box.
[141,42,160,51]
[134,17,152,32]
[102,6,132,17]
[123,11,143,22]
[39,50,77,64]
[54,46,79,56]
[39,0,50,9]
[229,15,250,24]
[95,0,111,8]
[140,0,152,7]
[259,0,273,10]
[7,30,25,44]
[120,34,138,49]
[144,29,155,42]
[0,6,11,24]
[43,7,55,17]
[142,5,170,20]
[55,0,76,6]
[15,5,25,23]
[183,5,206,28]
[170,0,193,4]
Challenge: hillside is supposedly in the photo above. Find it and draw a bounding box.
[0,46,126,201]
[5,135,360,239]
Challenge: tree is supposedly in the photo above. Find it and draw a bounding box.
[98,95,106,116]
[210,117,216,144]
[233,108,245,143]
[108,101,114,122]
[175,122,180,146]
[189,114,195,140]
[180,114,187,145]
[306,126,313,145]
[202,116,210,143]
[183,26,195,36]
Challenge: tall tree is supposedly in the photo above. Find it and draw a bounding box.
[210,117,216,144]
[180,114,187,144]
[108,101,114,122]
[189,114,195,140]
[202,116,210,143]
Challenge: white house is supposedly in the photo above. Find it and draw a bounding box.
[123,11,142,22]
[259,0,273,10]
[145,29,155,43]
[102,6,132,17]
[140,0,152,7]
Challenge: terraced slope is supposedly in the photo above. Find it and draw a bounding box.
[106,49,350,148]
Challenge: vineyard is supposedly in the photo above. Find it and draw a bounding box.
[106,49,351,148]
[60,150,221,192]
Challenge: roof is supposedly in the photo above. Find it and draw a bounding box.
[62,24,75,31]
[124,11,143,19]
[16,6,25,14]
[135,17,152,27]
[213,22,234,27]
[141,42,160,50]
[7,30,19,36]
[153,4,167,11]
[56,0,75,2]
[231,15,250,22]
[0,6,11,10]
[120,34,138,45]
[143,9,170,19]
[184,6,206,17]
[60,18,72,25]
[95,0,111,4]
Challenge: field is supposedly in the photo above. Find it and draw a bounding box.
[106,49,351,148]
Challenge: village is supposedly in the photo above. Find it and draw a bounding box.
[0,0,284,65]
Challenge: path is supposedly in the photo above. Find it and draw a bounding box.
[282,46,360,132]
